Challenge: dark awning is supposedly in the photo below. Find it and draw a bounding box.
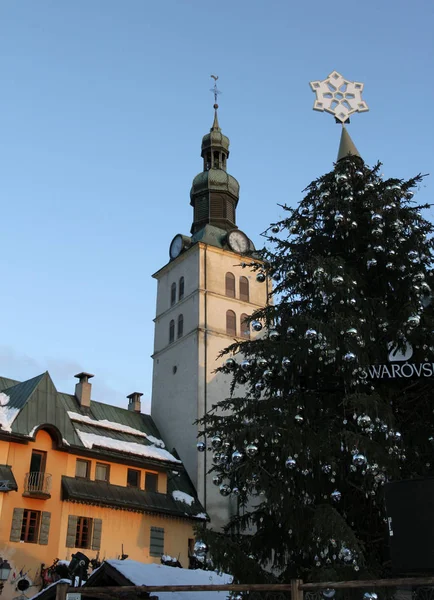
[61,476,206,520]
[0,465,18,491]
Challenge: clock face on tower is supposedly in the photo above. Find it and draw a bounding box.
[169,234,184,260]
[227,230,250,255]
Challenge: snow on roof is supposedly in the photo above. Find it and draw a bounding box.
[172,490,195,506]
[0,394,19,432]
[68,411,165,448]
[106,560,232,600]
[29,579,71,600]
[76,430,181,464]
[191,512,208,520]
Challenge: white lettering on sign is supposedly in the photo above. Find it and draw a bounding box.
[360,362,434,379]
[0,480,11,491]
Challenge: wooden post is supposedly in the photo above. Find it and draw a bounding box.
[55,582,69,600]
[291,579,304,600]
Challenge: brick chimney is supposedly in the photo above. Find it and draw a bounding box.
[74,372,94,408]
[127,392,143,413]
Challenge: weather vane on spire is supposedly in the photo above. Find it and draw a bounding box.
[309,71,369,124]
[210,75,221,109]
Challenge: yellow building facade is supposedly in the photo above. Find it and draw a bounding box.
[0,372,206,600]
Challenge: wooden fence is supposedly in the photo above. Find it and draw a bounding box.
[55,576,434,600]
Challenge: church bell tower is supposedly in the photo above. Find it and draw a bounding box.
[150,81,268,528]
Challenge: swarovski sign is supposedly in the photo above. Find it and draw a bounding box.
[361,343,434,379]
[0,480,11,491]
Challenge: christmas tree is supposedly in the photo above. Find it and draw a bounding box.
[196,80,434,583]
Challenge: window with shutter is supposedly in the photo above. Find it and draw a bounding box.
[150,526,164,557]
[20,510,41,543]
[239,276,249,302]
[10,507,24,542]
[91,518,102,550]
[66,515,79,548]
[225,272,235,298]
[226,310,236,337]
[170,282,176,306]
[75,517,93,549]
[39,511,51,545]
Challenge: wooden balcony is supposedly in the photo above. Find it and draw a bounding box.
[22,472,52,499]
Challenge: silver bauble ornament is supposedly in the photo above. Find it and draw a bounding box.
[367,259,377,268]
[197,441,206,452]
[282,357,291,369]
[194,540,208,555]
[357,414,372,427]
[241,359,252,371]
[353,453,367,466]
[257,357,268,369]
[335,173,348,183]
[225,358,236,370]
[323,590,336,599]
[285,457,296,469]
[212,474,223,486]
[256,272,266,283]
[332,276,344,286]
[211,435,222,449]
[287,326,295,335]
[219,484,231,496]
[255,381,265,392]
[263,369,274,381]
[232,487,240,496]
[269,329,280,341]
[305,328,318,340]
[294,414,304,424]
[346,327,358,337]
[407,315,420,327]
[372,228,383,237]
[271,225,280,234]
[331,490,342,502]
[334,213,344,223]
[343,352,356,362]
[232,450,243,463]
[414,272,425,282]
[371,213,383,223]
[322,464,332,473]
[246,444,259,457]
[251,320,263,332]
[365,182,375,190]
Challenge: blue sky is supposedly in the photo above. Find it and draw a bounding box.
[1,0,433,413]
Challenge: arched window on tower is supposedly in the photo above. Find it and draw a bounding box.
[226,310,236,337]
[179,277,185,301]
[178,314,184,338]
[214,151,219,169]
[240,314,250,339]
[170,282,176,306]
[225,272,235,298]
[169,320,175,344]
[239,276,249,302]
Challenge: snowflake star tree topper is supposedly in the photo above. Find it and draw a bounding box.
[310,71,369,123]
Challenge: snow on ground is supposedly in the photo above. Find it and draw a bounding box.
[0,394,19,432]
[172,490,195,506]
[106,560,232,600]
[68,412,165,447]
[76,430,181,463]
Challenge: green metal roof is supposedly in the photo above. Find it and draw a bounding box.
[0,377,19,391]
[62,476,206,520]
[2,374,45,410]
[0,372,207,519]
